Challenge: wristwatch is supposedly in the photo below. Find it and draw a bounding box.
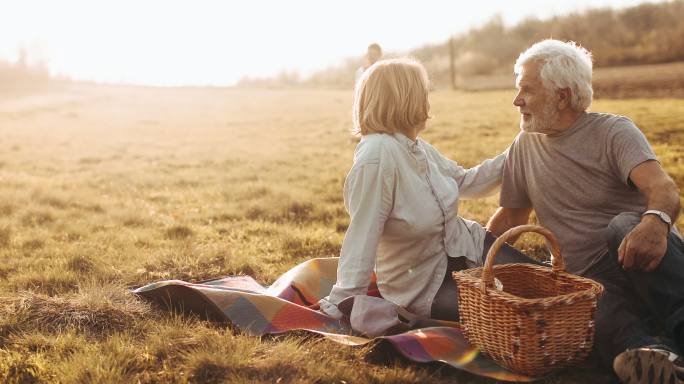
[642,209,672,230]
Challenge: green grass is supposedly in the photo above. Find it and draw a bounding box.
[0,85,682,383]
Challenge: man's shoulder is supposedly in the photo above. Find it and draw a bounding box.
[585,112,637,131]
[509,130,540,150]
[582,113,650,149]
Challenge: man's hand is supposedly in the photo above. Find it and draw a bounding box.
[619,160,680,272]
[618,215,669,271]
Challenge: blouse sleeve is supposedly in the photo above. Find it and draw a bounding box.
[457,150,507,199]
[318,158,395,319]
[438,147,508,200]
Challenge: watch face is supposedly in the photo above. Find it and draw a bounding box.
[658,211,672,224]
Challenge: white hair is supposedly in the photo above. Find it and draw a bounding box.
[514,39,594,111]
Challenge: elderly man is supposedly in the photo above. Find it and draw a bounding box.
[487,39,684,383]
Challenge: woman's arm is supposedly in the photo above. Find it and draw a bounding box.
[318,160,394,318]
[437,147,508,199]
[457,150,507,199]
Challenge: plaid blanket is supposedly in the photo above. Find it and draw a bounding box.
[134,257,533,382]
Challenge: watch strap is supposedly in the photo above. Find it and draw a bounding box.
[642,209,672,230]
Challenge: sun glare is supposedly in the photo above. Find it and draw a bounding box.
[0,0,654,86]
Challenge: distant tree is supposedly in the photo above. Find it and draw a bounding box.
[300,0,684,88]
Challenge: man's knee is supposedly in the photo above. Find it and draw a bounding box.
[607,212,641,252]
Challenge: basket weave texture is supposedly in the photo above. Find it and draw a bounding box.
[452,225,604,377]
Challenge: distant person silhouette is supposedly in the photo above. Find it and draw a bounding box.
[355,43,382,84]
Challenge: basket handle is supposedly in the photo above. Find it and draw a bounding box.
[481,225,564,293]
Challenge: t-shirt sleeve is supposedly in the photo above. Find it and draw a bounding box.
[608,117,658,186]
[499,133,532,208]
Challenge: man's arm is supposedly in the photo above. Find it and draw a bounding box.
[487,206,533,239]
[619,160,681,271]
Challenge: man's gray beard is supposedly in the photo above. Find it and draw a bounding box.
[520,101,559,134]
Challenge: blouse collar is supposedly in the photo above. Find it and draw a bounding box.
[393,132,421,154]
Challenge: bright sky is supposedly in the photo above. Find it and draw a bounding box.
[0,0,659,86]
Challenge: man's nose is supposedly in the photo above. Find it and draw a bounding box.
[513,93,524,107]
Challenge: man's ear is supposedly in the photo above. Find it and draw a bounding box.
[557,88,571,110]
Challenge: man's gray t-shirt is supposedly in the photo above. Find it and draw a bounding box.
[500,112,657,275]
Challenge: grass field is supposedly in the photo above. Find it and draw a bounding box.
[0,84,683,383]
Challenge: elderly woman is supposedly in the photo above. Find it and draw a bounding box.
[318,58,540,321]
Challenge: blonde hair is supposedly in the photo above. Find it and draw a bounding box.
[352,58,430,137]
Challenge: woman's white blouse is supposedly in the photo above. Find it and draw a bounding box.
[319,132,507,319]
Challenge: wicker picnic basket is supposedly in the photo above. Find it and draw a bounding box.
[452,225,604,376]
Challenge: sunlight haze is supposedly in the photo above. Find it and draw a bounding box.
[0,0,661,86]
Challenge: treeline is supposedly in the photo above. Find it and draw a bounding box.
[0,49,52,90]
[295,0,684,89]
[235,70,302,88]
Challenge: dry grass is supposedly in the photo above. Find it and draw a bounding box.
[0,226,11,248]
[0,83,680,383]
[1,285,154,337]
